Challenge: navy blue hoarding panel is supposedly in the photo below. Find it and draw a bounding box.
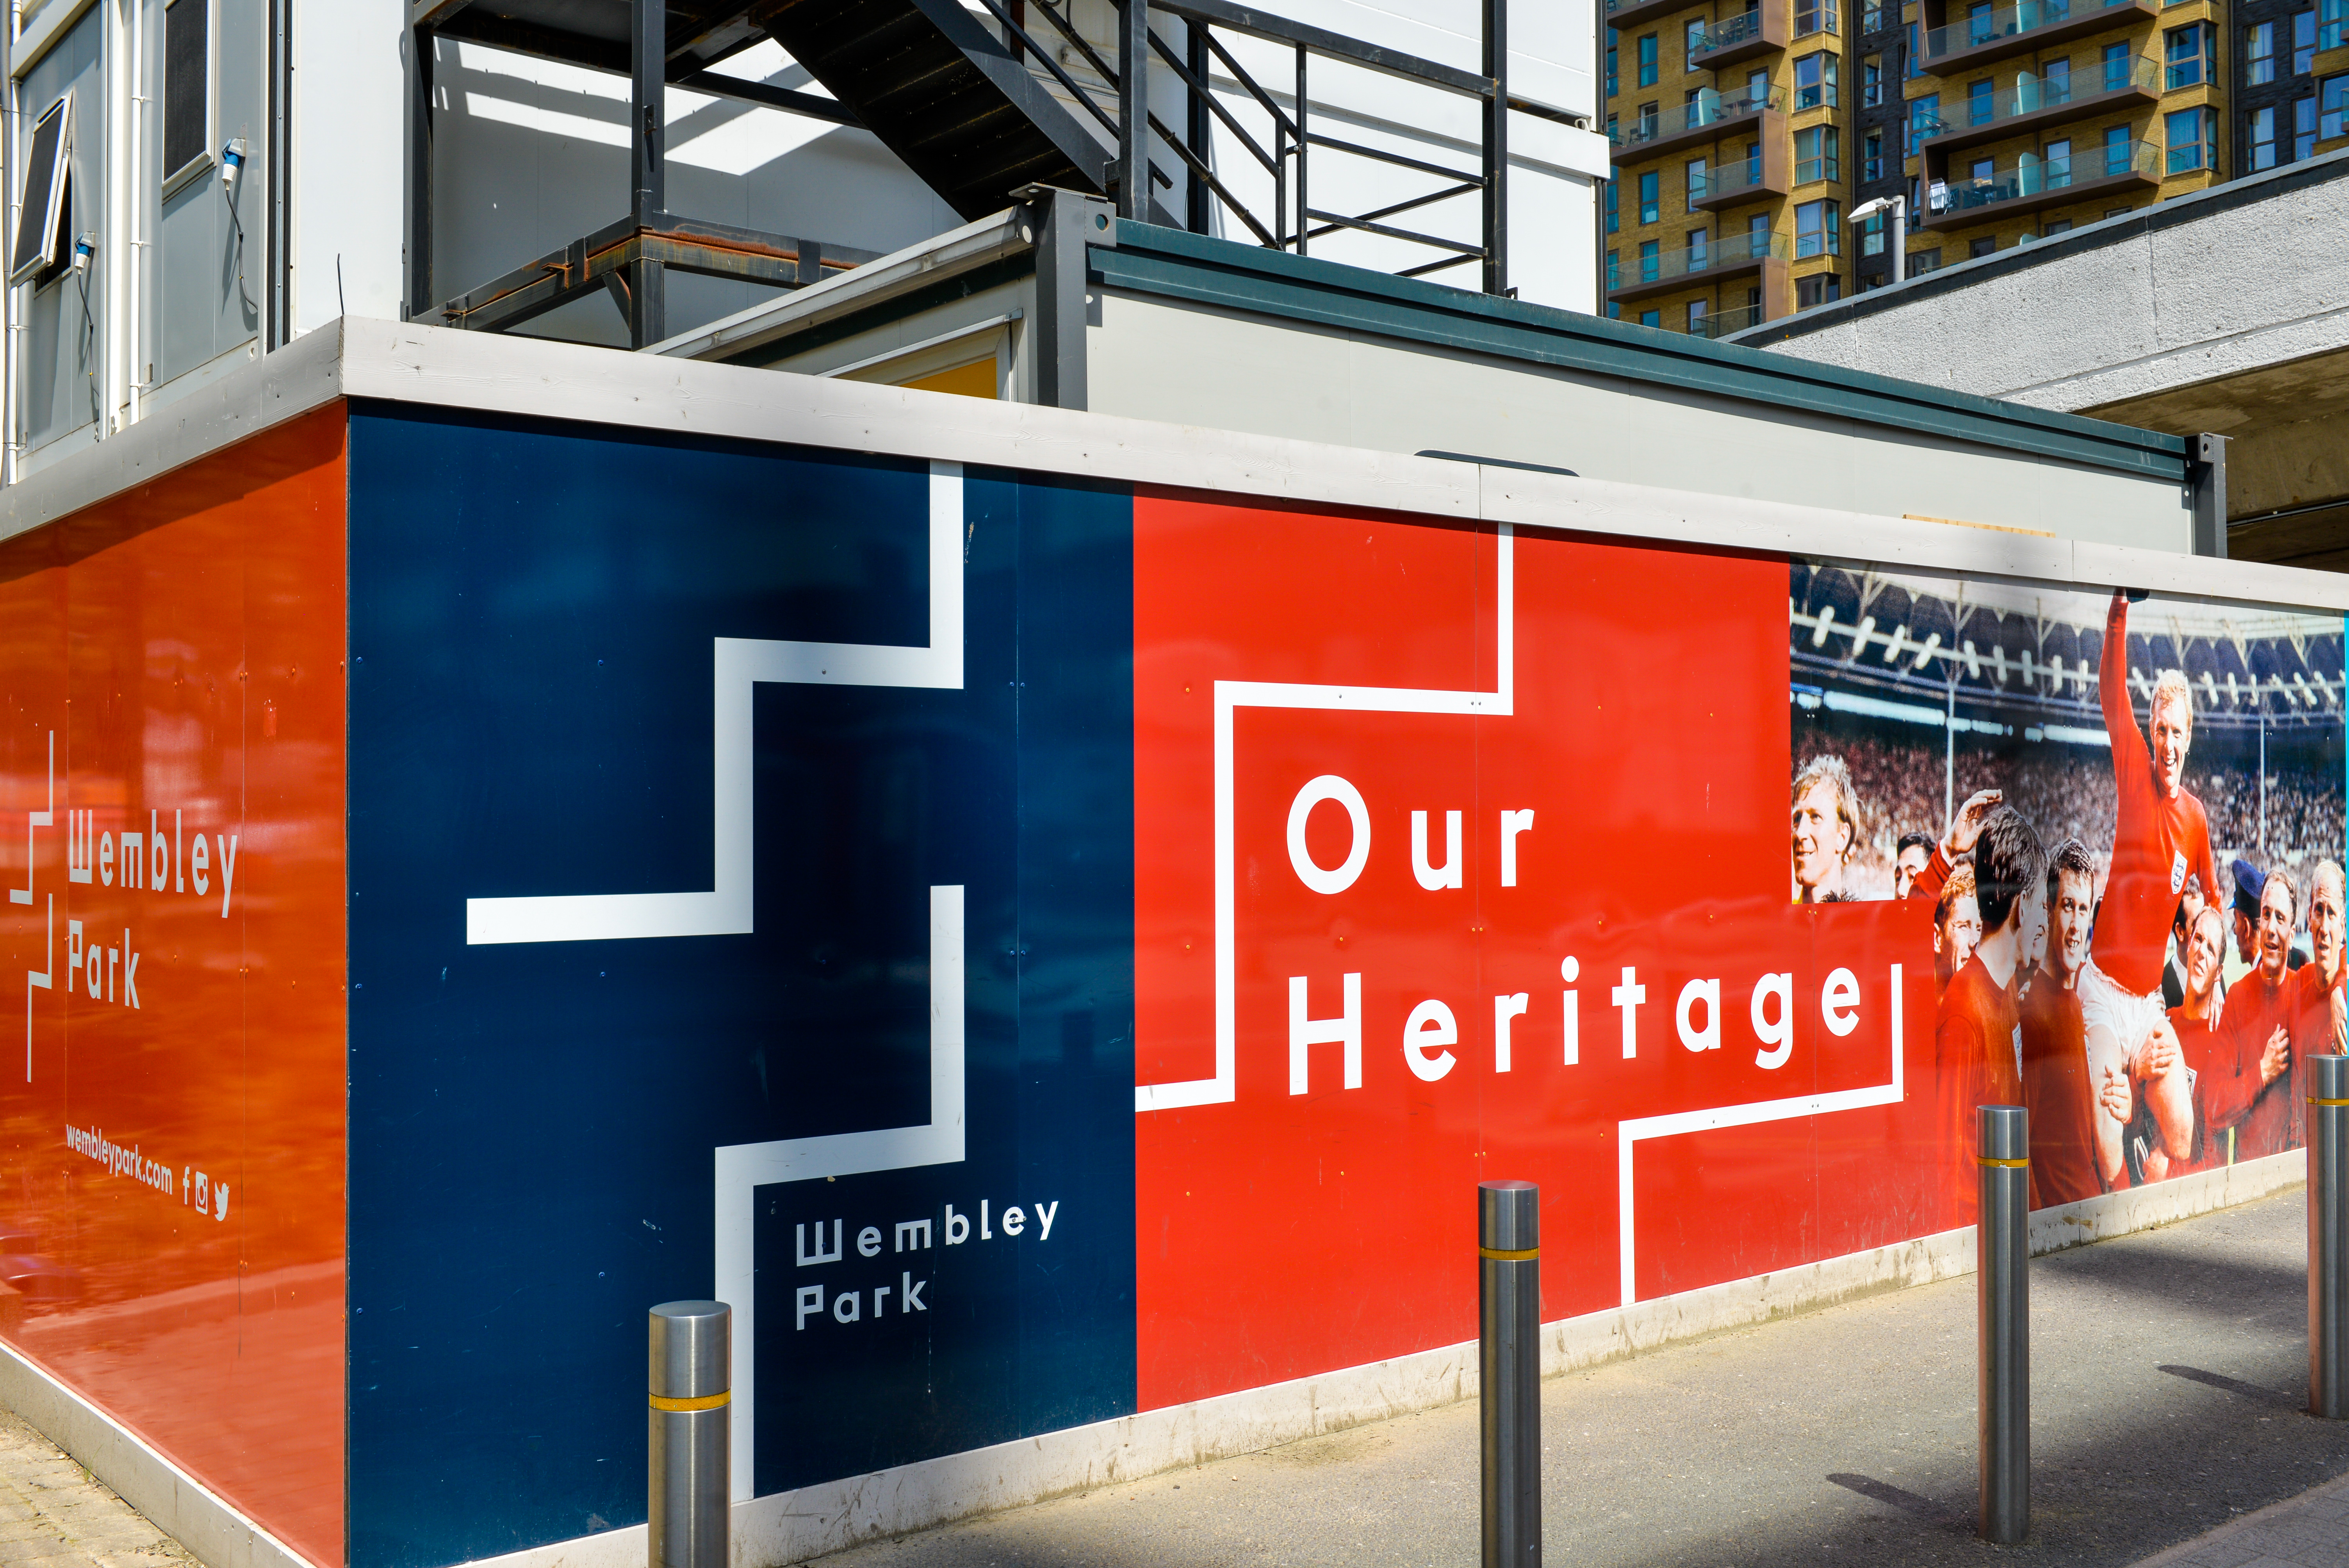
[344,403,1135,1568]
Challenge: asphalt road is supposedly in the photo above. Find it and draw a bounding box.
[811,1187,2349,1568]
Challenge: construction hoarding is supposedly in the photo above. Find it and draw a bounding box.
[0,400,2338,1568]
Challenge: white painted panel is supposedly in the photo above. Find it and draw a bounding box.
[291,0,404,331]
[1086,290,2189,550]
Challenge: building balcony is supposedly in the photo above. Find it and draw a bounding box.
[1693,302,1768,338]
[1915,0,2160,76]
[1690,1,1791,69]
[1689,143,1793,209]
[1919,137,2159,229]
[1608,228,1791,302]
[1911,56,2158,156]
[1613,88,1786,162]
[1605,0,1709,34]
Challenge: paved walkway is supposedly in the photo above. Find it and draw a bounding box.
[0,1408,188,1568]
[815,1188,2349,1568]
[1,1192,2347,1567]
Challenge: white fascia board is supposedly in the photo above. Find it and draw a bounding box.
[1515,118,1612,178]
[9,0,96,80]
[14,319,2347,619]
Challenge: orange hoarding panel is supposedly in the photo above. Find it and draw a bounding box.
[0,407,349,1566]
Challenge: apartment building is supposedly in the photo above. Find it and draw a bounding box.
[1607,0,2349,326]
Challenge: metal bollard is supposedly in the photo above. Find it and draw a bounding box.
[1977,1105,2029,1545]
[649,1301,729,1568]
[1479,1180,1540,1568]
[2311,1055,2349,1418]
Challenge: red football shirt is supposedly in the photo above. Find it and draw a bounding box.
[2092,595,2219,998]
[2019,968,2101,1207]
[1937,954,2024,1225]
[2167,1005,2226,1175]
[2211,968,2299,1160]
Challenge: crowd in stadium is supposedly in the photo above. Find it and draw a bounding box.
[1789,587,2349,1215]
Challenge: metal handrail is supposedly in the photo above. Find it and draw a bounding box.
[1056,0,1529,293]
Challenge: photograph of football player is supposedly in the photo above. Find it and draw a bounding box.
[1791,755,1862,904]
[1936,806,2043,1222]
[2208,868,2302,1162]
[2159,903,2231,1177]
[1934,863,1982,998]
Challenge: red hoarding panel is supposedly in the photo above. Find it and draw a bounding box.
[1134,495,2344,1414]
[1133,496,1939,1409]
[0,408,348,1565]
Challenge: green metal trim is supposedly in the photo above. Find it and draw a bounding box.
[1094,222,2187,483]
[717,254,1034,370]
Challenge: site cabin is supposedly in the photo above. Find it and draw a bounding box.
[0,319,2336,1568]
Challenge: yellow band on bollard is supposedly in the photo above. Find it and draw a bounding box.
[648,1392,730,1412]
[1977,1156,2029,1168]
[1479,1246,1538,1261]
[2312,1098,2349,1107]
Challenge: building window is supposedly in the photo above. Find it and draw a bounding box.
[1906,19,1920,75]
[1864,129,1886,180]
[2250,103,2280,167]
[1795,0,1837,35]
[1686,18,1707,66]
[1969,234,1997,257]
[1689,226,1711,267]
[1911,246,1943,273]
[2165,23,2215,89]
[6,94,71,286]
[2323,73,2349,139]
[1794,52,1840,108]
[1639,169,1660,223]
[2297,94,2319,158]
[2247,21,2277,84]
[2323,0,2346,51]
[2044,217,2072,234]
[1967,77,1994,124]
[2166,105,2216,170]
[1686,157,1709,207]
[1687,299,1709,333]
[1606,27,1619,98]
[1864,0,1885,28]
[1795,124,1841,182]
[1639,309,1663,327]
[2044,136,2073,182]
[2295,7,2317,67]
[1606,248,1619,288]
[1908,93,1940,153]
[1864,54,1884,103]
[1606,178,1620,233]
[1796,273,1842,307]
[1859,209,1886,253]
[163,0,213,187]
[1794,197,1841,256]
[2101,41,2130,91]
[1639,237,1661,282]
[2104,122,2133,175]
[1638,33,1659,87]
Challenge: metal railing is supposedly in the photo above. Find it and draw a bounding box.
[1693,302,1765,337]
[985,0,1568,294]
[1918,0,2138,63]
[1608,227,1788,289]
[1691,10,1768,54]
[1927,136,2158,217]
[1690,155,1767,202]
[1612,86,1784,149]
[1911,55,2154,144]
